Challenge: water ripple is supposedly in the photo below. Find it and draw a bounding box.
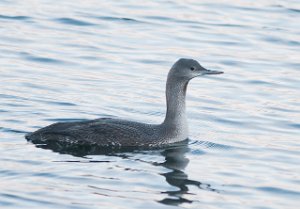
[55,17,96,26]
[257,187,300,197]
[189,140,234,150]
[0,15,31,21]
[95,16,141,23]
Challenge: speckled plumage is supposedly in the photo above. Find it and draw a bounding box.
[25,58,223,148]
[26,118,164,147]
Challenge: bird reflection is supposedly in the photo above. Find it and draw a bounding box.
[31,139,218,206]
[158,140,218,206]
[33,140,139,157]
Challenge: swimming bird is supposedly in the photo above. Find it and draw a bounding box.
[25,58,223,148]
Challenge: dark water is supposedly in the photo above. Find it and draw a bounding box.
[1,0,300,208]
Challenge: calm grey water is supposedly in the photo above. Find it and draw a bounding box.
[1,0,300,208]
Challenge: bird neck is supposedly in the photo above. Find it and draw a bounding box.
[162,76,189,137]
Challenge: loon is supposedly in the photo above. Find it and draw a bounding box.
[25,58,223,148]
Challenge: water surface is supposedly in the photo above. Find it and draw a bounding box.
[1,0,300,208]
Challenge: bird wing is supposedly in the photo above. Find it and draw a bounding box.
[30,119,145,146]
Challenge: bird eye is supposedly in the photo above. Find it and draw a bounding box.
[190,67,195,71]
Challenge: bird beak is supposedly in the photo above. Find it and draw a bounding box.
[202,68,223,75]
